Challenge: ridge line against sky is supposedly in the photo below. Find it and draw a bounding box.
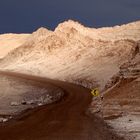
[0,0,140,33]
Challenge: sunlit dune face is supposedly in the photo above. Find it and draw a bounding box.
[0,34,30,59]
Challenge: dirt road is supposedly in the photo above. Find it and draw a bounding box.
[0,71,123,140]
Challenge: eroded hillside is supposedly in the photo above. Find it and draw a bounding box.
[0,20,140,139]
[0,20,140,90]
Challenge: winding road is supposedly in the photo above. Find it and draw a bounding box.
[0,71,123,140]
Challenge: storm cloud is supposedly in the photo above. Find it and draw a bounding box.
[0,0,140,33]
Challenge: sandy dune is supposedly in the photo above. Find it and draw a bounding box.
[0,34,30,59]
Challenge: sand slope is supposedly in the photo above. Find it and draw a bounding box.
[0,33,30,59]
[0,20,140,90]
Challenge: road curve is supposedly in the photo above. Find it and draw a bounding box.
[0,71,123,140]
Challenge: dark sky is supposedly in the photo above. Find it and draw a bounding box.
[0,0,140,33]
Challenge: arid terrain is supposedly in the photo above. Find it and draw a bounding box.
[0,20,140,89]
[0,71,124,140]
[0,72,64,117]
[0,20,139,140]
[0,34,30,59]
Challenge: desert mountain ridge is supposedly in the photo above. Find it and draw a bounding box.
[0,20,140,140]
[55,20,140,41]
[0,20,140,90]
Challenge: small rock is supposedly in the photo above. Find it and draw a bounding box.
[128,119,132,122]
[2,118,8,122]
[27,100,35,105]
[21,100,27,105]
[38,103,43,106]
[0,118,8,123]
[11,101,19,106]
